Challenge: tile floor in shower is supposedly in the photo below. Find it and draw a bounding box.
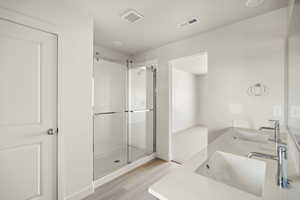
[94,146,148,179]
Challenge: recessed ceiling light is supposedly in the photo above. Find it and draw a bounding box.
[246,0,265,7]
[112,41,123,46]
[178,17,200,28]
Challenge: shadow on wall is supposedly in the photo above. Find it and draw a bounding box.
[208,127,232,143]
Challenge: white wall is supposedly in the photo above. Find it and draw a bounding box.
[287,2,300,179]
[134,7,287,161]
[288,3,300,133]
[0,0,94,199]
[172,69,199,133]
[288,35,300,132]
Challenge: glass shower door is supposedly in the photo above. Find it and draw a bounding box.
[93,60,128,179]
[93,60,156,180]
[128,66,155,163]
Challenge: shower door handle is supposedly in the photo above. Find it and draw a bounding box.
[94,111,117,116]
[128,109,153,113]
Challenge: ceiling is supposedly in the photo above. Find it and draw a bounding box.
[69,0,288,55]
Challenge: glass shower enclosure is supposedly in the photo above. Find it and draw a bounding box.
[93,59,156,180]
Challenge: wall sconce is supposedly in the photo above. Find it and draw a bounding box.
[247,83,268,96]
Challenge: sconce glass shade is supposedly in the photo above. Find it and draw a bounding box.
[247,83,268,96]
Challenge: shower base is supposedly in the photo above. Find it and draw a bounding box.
[94,146,147,179]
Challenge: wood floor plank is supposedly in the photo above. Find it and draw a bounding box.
[84,159,179,200]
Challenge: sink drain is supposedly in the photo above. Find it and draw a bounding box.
[114,160,120,163]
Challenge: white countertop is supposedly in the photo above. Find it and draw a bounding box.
[149,129,300,200]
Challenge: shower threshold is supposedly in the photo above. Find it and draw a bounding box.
[93,152,156,189]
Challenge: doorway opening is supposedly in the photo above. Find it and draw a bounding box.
[169,53,208,164]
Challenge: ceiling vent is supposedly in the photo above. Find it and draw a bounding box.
[178,17,200,28]
[121,9,144,23]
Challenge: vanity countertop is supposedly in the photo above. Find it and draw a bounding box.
[149,129,300,200]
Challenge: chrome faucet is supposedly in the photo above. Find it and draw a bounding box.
[277,146,289,188]
[259,120,281,149]
[248,120,289,189]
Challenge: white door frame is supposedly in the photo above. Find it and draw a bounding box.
[0,7,64,200]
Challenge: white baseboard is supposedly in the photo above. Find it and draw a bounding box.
[64,184,94,200]
[93,153,156,189]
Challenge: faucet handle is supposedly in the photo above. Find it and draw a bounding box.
[269,120,280,127]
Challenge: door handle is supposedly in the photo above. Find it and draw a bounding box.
[47,128,56,135]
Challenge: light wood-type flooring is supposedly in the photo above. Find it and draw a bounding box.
[84,159,179,200]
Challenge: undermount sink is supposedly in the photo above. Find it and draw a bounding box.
[195,151,266,196]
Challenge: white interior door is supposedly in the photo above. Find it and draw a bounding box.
[0,19,57,200]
